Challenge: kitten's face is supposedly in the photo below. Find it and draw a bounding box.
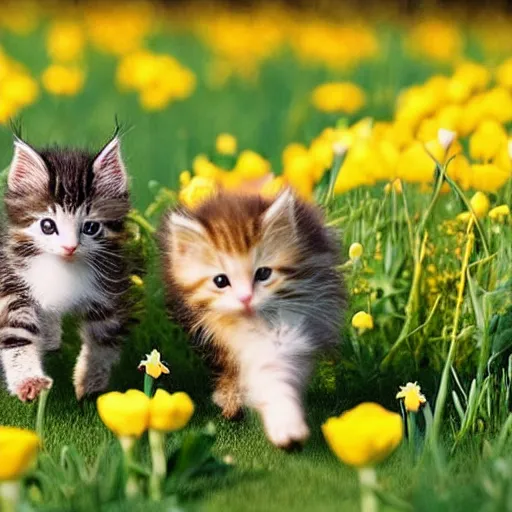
[168,191,302,317]
[5,136,129,262]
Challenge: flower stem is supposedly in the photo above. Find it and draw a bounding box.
[0,481,20,512]
[430,219,475,471]
[144,373,155,397]
[119,436,139,499]
[36,387,50,446]
[358,467,378,512]
[149,429,167,501]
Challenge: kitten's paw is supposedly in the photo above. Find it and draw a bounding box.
[212,389,244,421]
[16,376,53,402]
[74,374,109,401]
[263,408,310,450]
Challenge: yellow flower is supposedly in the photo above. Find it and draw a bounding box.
[138,350,170,380]
[149,389,195,432]
[42,64,84,96]
[179,171,191,187]
[233,150,270,180]
[0,427,39,481]
[488,204,510,222]
[351,311,374,334]
[469,119,508,162]
[216,133,237,155]
[496,57,512,89]
[97,389,150,439]
[0,71,38,109]
[384,179,403,195]
[311,82,366,114]
[46,21,85,62]
[457,212,472,223]
[471,164,510,193]
[470,191,491,219]
[260,176,285,199]
[193,155,219,180]
[322,403,403,467]
[130,275,144,287]
[349,243,364,261]
[396,382,427,413]
[179,176,217,209]
[396,142,436,184]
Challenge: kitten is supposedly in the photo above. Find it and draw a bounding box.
[0,134,133,402]
[160,190,345,448]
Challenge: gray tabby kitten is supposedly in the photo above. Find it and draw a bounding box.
[0,133,132,402]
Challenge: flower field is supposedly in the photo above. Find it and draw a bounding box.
[1,1,512,511]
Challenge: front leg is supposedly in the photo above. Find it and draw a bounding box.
[245,355,311,450]
[73,303,124,400]
[0,294,53,401]
[212,359,243,420]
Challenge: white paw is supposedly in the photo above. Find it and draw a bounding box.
[15,376,53,402]
[262,407,310,449]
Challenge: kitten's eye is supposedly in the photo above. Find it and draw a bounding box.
[254,267,272,282]
[82,221,101,236]
[213,274,230,288]
[40,218,57,235]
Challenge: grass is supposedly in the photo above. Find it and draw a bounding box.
[1,7,512,512]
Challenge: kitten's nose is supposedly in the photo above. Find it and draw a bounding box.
[238,294,253,309]
[61,245,77,256]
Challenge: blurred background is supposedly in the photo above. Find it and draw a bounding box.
[0,0,511,208]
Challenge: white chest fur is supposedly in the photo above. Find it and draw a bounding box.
[22,254,100,313]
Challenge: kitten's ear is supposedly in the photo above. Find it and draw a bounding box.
[92,136,128,196]
[262,188,296,232]
[168,212,207,256]
[8,139,49,193]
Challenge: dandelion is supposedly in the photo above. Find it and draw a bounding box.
[396,382,427,413]
[470,191,491,219]
[149,390,195,432]
[351,311,374,334]
[42,64,84,96]
[97,389,150,440]
[469,119,508,162]
[489,205,510,222]
[0,427,39,481]
[179,170,191,187]
[179,176,217,208]
[311,82,366,114]
[323,403,403,512]
[349,243,364,261]
[216,133,237,155]
[46,21,85,62]
[138,349,170,380]
[234,150,270,180]
[0,427,39,512]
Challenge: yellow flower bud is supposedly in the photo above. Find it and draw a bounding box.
[130,275,144,287]
[0,427,39,481]
[138,349,170,379]
[489,204,510,222]
[351,311,374,334]
[322,403,403,467]
[349,243,364,261]
[97,390,150,439]
[470,191,490,219]
[396,382,427,413]
[216,133,237,155]
[149,389,195,432]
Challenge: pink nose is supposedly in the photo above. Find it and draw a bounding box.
[62,245,77,256]
[238,294,253,307]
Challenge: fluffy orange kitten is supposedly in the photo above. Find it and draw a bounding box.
[159,190,345,448]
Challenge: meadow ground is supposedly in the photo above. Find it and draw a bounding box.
[1,2,512,511]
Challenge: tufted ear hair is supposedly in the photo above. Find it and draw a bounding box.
[168,211,209,257]
[92,135,128,197]
[262,188,296,231]
[8,138,49,194]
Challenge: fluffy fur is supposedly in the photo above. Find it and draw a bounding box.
[159,190,345,448]
[0,134,133,402]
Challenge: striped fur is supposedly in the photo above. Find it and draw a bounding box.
[0,135,133,402]
[160,190,346,448]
